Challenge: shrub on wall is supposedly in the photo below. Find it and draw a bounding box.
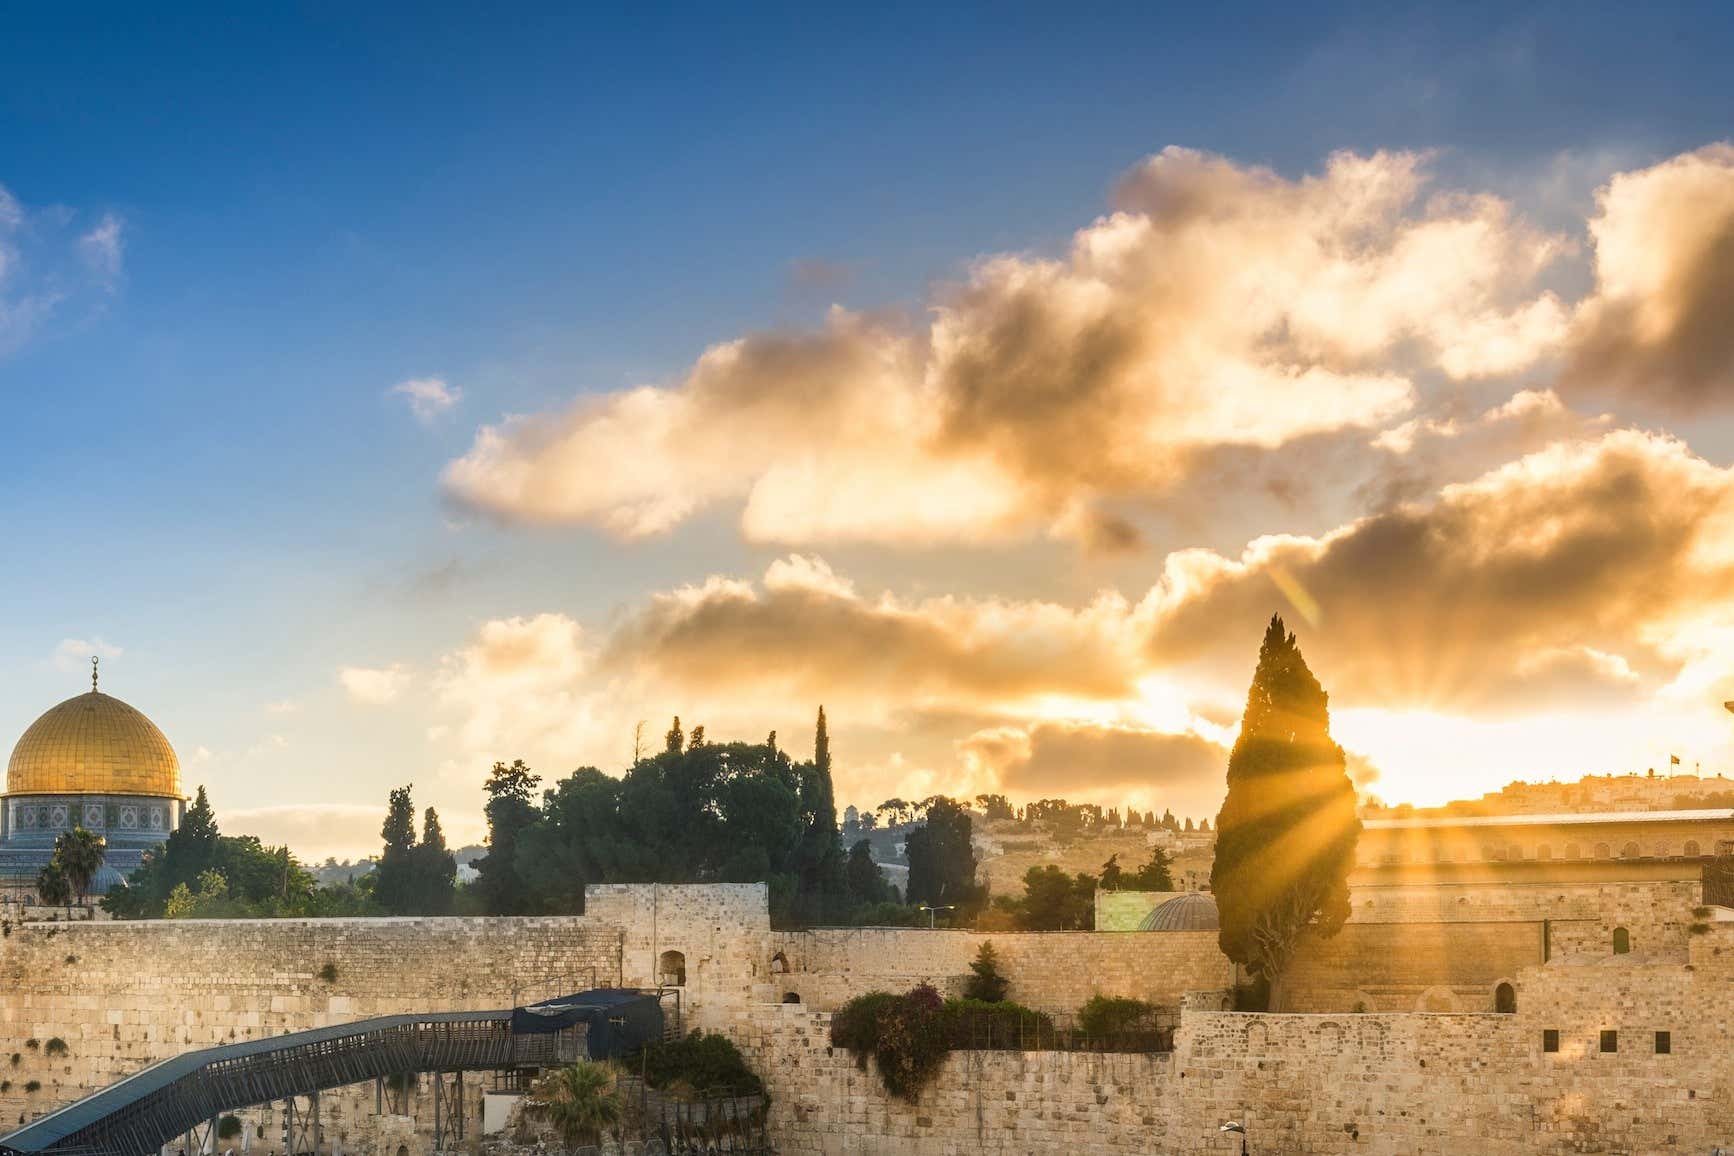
[1077,996,1161,1036]
[22,1082,39,1094]
[317,962,339,983]
[634,1031,765,1098]
[831,985,1060,1101]
[43,1039,67,1058]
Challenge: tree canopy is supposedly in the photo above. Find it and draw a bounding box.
[104,785,371,919]
[1210,614,1360,987]
[481,708,856,926]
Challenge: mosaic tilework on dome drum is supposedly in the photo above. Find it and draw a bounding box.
[6,692,181,798]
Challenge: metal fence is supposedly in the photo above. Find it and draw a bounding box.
[943,1011,1176,1054]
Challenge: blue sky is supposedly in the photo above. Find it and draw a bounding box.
[4,3,1734,857]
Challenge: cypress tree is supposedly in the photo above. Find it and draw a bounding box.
[1211,614,1360,995]
[374,784,419,914]
[413,806,458,915]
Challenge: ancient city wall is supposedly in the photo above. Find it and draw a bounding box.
[1278,920,1547,1011]
[1,884,1730,1154]
[0,915,621,1139]
[769,927,1233,1014]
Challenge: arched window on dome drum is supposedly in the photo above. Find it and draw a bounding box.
[1621,842,1641,859]
[1494,982,1516,1014]
[1685,840,1702,857]
[1594,842,1612,859]
[1536,844,1552,861]
[1564,842,1581,860]
[1507,844,1524,861]
[1613,927,1631,955]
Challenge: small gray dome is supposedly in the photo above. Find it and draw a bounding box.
[1138,891,1219,931]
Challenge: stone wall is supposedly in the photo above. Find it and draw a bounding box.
[0,915,620,1140]
[5,883,1734,1155]
[770,927,1233,1014]
[728,931,1734,1156]
[1278,920,1546,1012]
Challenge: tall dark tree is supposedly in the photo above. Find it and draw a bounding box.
[475,760,542,915]
[413,807,458,915]
[374,784,419,914]
[905,798,982,914]
[1211,614,1360,994]
[664,716,684,754]
[845,838,892,907]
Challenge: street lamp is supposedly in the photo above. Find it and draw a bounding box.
[917,904,956,929]
[1219,1121,1248,1154]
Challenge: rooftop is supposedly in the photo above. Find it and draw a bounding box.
[1364,808,1734,831]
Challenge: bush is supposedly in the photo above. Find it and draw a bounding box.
[317,962,339,984]
[870,985,949,1101]
[829,991,900,1068]
[23,1082,40,1094]
[1077,996,1162,1036]
[43,1039,67,1058]
[217,1116,243,1140]
[23,1040,38,1051]
[936,999,1054,1049]
[847,902,925,927]
[962,941,1009,1003]
[635,1031,764,1098]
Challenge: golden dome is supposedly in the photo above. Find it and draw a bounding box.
[7,691,181,798]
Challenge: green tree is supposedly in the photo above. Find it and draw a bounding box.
[529,1062,622,1149]
[373,784,419,914]
[905,798,982,913]
[963,941,1010,1002]
[36,862,71,906]
[1124,847,1175,891]
[1016,865,1095,930]
[845,839,892,907]
[787,706,847,924]
[1099,853,1125,891]
[413,807,458,915]
[475,760,542,915]
[1211,614,1360,994]
[51,827,107,905]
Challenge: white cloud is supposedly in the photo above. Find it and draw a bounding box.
[0,184,124,357]
[391,377,464,423]
[51,636,123,675]
[339,664,412,705]
[264,698,302,715]
[77,214,124,287]
[446,147,1578,547]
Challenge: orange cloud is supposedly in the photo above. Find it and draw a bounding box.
[1148,430,1734,712]
[445,148,1575,548]
[1566,144,1734,407]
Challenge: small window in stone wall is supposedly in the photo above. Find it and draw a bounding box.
[1494,983,1516,1014]
[1613,927,1631,954]
[658,949,687,987]
[1600,1030,1618,1053]
[1542,1029,1560,1053]
[1655,1031,1671,1055]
